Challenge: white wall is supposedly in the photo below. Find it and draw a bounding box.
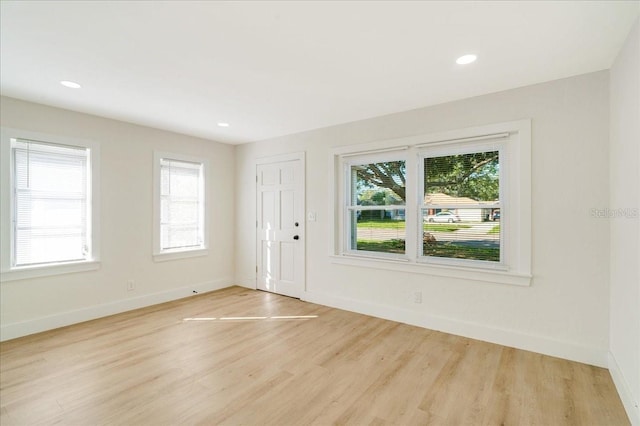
[609,19,640,425]
[0,97,235,340]
[236,70,611,367]
[0,38,633,417]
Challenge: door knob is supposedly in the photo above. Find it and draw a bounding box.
[293,235,299,240]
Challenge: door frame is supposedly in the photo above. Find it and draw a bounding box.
[255,151,306,296]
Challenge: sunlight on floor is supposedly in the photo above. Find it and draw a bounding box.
[182,315,318,322]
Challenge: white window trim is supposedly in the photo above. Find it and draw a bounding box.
[0,127,101,282]
[343,150,409,261]
[417,139,507,271]
[329,120,531,287]
[152,151,210,262]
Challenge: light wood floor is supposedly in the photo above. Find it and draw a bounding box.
[0,286,629,425]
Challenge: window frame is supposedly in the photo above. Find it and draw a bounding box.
[343,150,409,261]
[153,151,209,262]
[0,128,101,282]
[417,140,506,270]
[329,120,531,287]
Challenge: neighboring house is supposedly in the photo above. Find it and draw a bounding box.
[424,193,499,222]
[358,188,405,220]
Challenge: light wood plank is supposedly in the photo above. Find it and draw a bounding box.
[0,286,630,425]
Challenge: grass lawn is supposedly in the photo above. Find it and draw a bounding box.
[357,219,470,232]
[488,225,500,234]
[424,242,499,262]
[356,239,500,262]
[356,219,405,229]
[356,239,405,253]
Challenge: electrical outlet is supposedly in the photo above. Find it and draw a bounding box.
[414,291,422,304]
[127,280,135,291]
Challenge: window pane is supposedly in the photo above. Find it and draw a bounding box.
[422,150,500,263]
[16,229,85,265]
[159,158,203,251]
[12,140,89,266]
[351,209,406,254]
[424,151,499,203]
[169,169,199,198]
[161,224,200,249]
[167,200,199,223]
[16,196,86,229]
[351,160,406,206]
[422,208,500,262]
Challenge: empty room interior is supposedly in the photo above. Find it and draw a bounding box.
[1,1,639,425]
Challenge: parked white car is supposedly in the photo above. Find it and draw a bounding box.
[426,211,461,223]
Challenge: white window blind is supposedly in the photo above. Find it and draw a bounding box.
[420,149,502,264]
[12,139,90,267]
[160,158,204,251]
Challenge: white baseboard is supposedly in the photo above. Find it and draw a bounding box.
[302,290,608,368]
[609,351,640,425]
[235,276,256,290]
[0,278,233,342]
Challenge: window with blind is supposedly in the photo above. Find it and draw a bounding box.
[11,139,92,267]
[160,159,204,250]
[331,120,532,286]
[345,158,407,258]
[153,152,209,260]
[420,148,502,266]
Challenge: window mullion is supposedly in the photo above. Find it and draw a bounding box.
[404,152,417,260]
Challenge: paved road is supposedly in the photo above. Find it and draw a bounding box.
[358,221,500,248]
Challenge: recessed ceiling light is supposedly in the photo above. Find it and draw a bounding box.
[217,122,230,127]
[60,80,82,89]
[456,54,477,65]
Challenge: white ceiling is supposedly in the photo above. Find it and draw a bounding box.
[1,1,638,145]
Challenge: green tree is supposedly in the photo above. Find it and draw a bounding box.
[354,152,499,202]
[425,151,499,201]
[355,161,406,201]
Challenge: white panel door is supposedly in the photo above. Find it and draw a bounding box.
[256,158,304,298]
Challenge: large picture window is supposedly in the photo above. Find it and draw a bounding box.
[331,120,531,286]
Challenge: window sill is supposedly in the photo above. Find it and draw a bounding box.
[153,248,208,262]
[1,260,101,282]
[330,254,531,287]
